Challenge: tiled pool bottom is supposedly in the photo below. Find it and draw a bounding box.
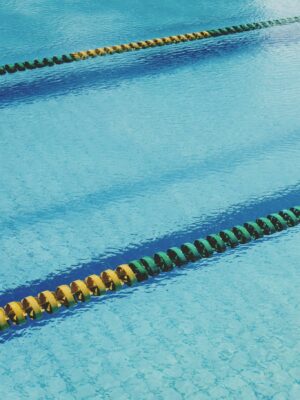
[1,1,300,398]
[0,225,299,399]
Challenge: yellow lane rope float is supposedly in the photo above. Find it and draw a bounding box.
[0,206,299,331]
[0,16,299,76]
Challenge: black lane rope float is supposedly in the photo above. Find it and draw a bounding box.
[0,206,299,331]
[0,16,299,77]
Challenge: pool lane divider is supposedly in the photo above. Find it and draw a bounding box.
[0,16,299,77]
[0,206,299,331]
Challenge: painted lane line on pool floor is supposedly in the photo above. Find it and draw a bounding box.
[0,206,299,332]
[0,16,299,76]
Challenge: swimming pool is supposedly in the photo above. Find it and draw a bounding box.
[1,0,300,398]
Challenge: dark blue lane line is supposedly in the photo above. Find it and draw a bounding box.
[0,183,299,307]
[1,28,295,109]
[2,126,299,235]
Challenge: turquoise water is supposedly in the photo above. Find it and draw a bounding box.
[0,1,300,398]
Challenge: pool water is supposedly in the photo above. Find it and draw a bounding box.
[0,1,300,399]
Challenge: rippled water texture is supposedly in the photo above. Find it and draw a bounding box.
[0,0,300,398]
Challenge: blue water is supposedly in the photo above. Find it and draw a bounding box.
[0,1,300,398]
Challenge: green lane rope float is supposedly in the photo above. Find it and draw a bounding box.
[0,205,299,331]
[0,16,299,77]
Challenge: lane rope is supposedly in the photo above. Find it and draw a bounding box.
[0,16,299,77]
[0,206,299,331]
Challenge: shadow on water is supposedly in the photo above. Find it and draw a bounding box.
[0,31,288,109]
[0,25,300,312]
[0,25,300,340]
[1,185,300,341]
[0,182,299,307]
